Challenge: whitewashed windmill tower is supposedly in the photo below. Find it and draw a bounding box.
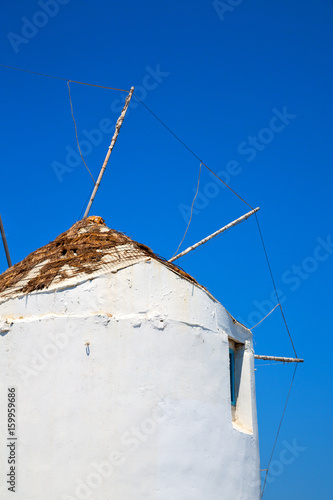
[0,215,260,499]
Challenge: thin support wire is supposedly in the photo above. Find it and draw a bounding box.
[0,64,129,92]
[202,162,253,209]
[133,93,253,209]
[171,163,202,259]
[260,364,298,498]
[67,81,96,185]
[254,213,298,358]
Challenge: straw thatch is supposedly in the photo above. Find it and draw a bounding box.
[0,216,199,298]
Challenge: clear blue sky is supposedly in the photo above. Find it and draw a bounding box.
[1,1,332,498]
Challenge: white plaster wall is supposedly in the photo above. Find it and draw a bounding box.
[0,260,260,500]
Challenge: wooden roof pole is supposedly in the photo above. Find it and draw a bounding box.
[169,207,260,263]
[0,213,12,268]
[83,86,135,219]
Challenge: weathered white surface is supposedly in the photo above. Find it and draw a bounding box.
[0,259,260,499]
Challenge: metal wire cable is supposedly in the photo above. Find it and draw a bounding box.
[260,364,298,498]
[133,93,254,209]
[254,213,298,358]
[0,63,129,92]
[67,81,96,185]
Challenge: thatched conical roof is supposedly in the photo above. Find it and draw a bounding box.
[0,216,199,301]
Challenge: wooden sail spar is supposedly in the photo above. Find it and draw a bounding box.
[254,355,304,363]
[169,207,260,262]
[83,86,135,218]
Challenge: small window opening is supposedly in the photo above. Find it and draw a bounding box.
[229,348,236,406]
[227,338,253,433]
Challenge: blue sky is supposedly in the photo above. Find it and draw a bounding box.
[1,1,333,497]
